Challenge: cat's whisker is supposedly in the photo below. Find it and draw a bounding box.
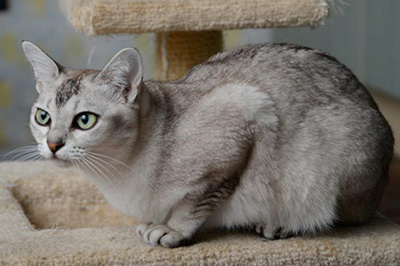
[0,145,38,160]
[31,154,43,161]
[15,151,41,162]
[82,157,114,187]
[72,160,84,177]
[84,158,123,188]
[86,154,126,181]
[9,149,39,161]
[23,154,43,162]
[87,152,133,171]
[92,153,161,190]
[86,155,121,182]
[78,158,101,181]
[6,146,38,154]
[74,160,93,182]
[88,153,161,190]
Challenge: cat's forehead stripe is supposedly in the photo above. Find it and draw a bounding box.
[55,70,95,108]
[55,77,81,107]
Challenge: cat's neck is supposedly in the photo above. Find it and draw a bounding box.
[122,81,167,173]
[87,82,166,195]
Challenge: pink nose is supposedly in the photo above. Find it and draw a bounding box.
[47,142,64,153]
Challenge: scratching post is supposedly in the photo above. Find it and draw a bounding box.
[154,31,223,80]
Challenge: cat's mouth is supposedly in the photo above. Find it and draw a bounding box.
[51,157,73,167]
[47,154,74,166]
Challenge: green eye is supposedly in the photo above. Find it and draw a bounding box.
[75,112,98,130]
[35,108,51,126]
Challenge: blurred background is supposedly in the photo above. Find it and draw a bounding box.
[0,0,398,221]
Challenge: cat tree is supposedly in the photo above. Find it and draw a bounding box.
[59,0,332,80]
[1,0,399,265]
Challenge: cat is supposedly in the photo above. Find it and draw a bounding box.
[22,41,394,248]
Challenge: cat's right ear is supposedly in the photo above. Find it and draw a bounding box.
[22,41,61,93]
[95,47,143,104]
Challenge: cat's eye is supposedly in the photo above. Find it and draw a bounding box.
[35,108,51,126]
[74,112,98,130]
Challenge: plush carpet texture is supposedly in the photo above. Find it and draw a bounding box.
[0,161,399,265]
[59,0,333,35]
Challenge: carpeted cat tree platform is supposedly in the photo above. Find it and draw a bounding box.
[0,161,399,265]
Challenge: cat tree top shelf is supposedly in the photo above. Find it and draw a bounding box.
[59,0,332,35]
[1,161,400,265]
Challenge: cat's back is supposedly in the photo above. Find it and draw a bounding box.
[178,44,384,129]
[176,44,393,185]
[184,43,371,102]
[152,43,390,140]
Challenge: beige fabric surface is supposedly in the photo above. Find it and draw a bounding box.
[59,0,333,35]
[154,31,223,80]
[0,161,399,265]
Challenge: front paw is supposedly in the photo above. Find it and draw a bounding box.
[137,224,188,248]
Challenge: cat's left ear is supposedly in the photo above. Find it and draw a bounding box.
[96,48,143,103]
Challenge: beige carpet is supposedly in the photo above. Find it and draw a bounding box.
[59,0,333,35]
[0,161,399,265]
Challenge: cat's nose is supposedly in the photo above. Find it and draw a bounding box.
[47,142,65,154]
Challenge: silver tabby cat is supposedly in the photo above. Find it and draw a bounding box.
[22,41,393,248]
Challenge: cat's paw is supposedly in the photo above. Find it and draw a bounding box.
[256,224,292,240]
[139,224,188,248]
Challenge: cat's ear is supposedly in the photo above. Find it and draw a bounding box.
[22,41,61,92]
[96,48,143,103]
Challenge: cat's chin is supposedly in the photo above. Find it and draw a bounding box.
[50,158,73,168]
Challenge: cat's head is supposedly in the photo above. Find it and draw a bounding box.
[22,41,144,164]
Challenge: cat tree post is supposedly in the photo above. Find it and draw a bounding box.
[154,31,223,80]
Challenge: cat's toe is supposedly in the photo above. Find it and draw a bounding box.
[159,230,187,248]
[136,223,152,237]
[275,227,293,239]
[257,225,292,240]
[147,225,171,246]
[141,224,187,248]
[255,224,264,235]
[142,224,166,245]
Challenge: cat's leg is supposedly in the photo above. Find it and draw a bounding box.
[139,178,239,248]
[140,202,203,248]
[136,111,253,247]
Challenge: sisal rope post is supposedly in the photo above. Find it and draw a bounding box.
[154,31,223,81]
